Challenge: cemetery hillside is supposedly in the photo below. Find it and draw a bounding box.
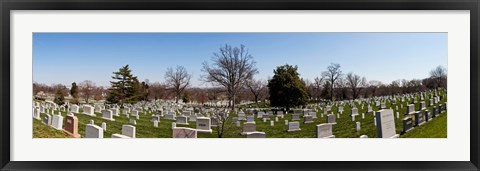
[33,44,448,138]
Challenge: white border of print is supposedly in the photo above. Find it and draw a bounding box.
[11,10,469,161]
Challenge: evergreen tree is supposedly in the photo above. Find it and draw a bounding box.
[54,89,65,105]
[268,64,308,110]
[70,82,79,99]
[182,91,190,103]
[107,65,139,106]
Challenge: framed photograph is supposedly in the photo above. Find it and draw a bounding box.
[1,0,479,170]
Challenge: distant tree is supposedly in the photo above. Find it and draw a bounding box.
[107,65,139,106]
[201,44,258,109]
[268,64,308,110]
[70,82,79,99]
[429,65,447,88]
[182,91,190,103]
[367,80,383,97]
[54,89,65,105]
[322,63,342,101]
[245,78,267,103]
[79,80,95,104]
[165,65,191,103]
[138,81,150,101]
[93,86,105,101]
[346,73,367,99]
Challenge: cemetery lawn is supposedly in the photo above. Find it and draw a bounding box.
[33,89,448,138]
[401,112,447,138]
[33,119,70,138]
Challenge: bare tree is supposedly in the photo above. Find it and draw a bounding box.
[245,78,267,103]
[322,63,342,101]
[79,80,95,104]
[346,72,367,99]
[201,44,258,109]
[165,65,192,103]
[429,65,447,88]
[211,107,233,138]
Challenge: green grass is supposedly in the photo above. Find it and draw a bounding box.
[402,111,447,138]
[33,119,70,138]
[33,90,447,138]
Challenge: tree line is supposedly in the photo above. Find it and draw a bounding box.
[34,44,447,110]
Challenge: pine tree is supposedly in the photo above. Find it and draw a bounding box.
[54,89,65,105]
[70,82,79,99]
[107,65,139,106]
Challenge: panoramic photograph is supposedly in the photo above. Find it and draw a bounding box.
[32,33,448,138]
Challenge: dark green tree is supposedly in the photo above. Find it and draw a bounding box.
[70,82,79,99]
[107,65,139,106]
[182,91,190,103]
[268,64,308,110]
[54,89,65,105]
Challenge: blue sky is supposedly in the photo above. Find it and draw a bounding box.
[33,33,447,87]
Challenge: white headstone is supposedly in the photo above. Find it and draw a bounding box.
[101,122,107,131]
[122,125,136,138]
[287,122,301,132]
[83,105,95,116]
[196,117,212,133]
[316,123,334,138]
[375,109,399,138]
[85,124,103,138]
[51,115,63,130]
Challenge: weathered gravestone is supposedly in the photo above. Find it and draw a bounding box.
[111,108,119,116]
[83,105,95,116]
[327,114,336,124]
[375,109,399,138]
[246,131,266,138]
[101,122,107,131]
[287,122,301,132]
[308,111,317,119]
[242,122,256,134]
[164,112,176,120]
[151,115,160,122]
[304,115,313,124]
[277,111,284,117]
[196,117,212,133]
[112,125,135,138]
[172,127,197,138]
[291,114,301,121]
[70,105,79,113]
[85,124,103,138]
[316,123,335,138]
[247,115,255,123]
[356,122,361,132]
[176,116,189,125]
[419,102,426,110]
[351,108,359,116]
[405,104,415,115]
[102,109,115,121]
[33,108,41,120]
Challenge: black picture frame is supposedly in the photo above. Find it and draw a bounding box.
[1,0,478,170]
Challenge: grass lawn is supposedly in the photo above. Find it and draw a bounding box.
[33,91,447,138]
[402,111,447,138]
